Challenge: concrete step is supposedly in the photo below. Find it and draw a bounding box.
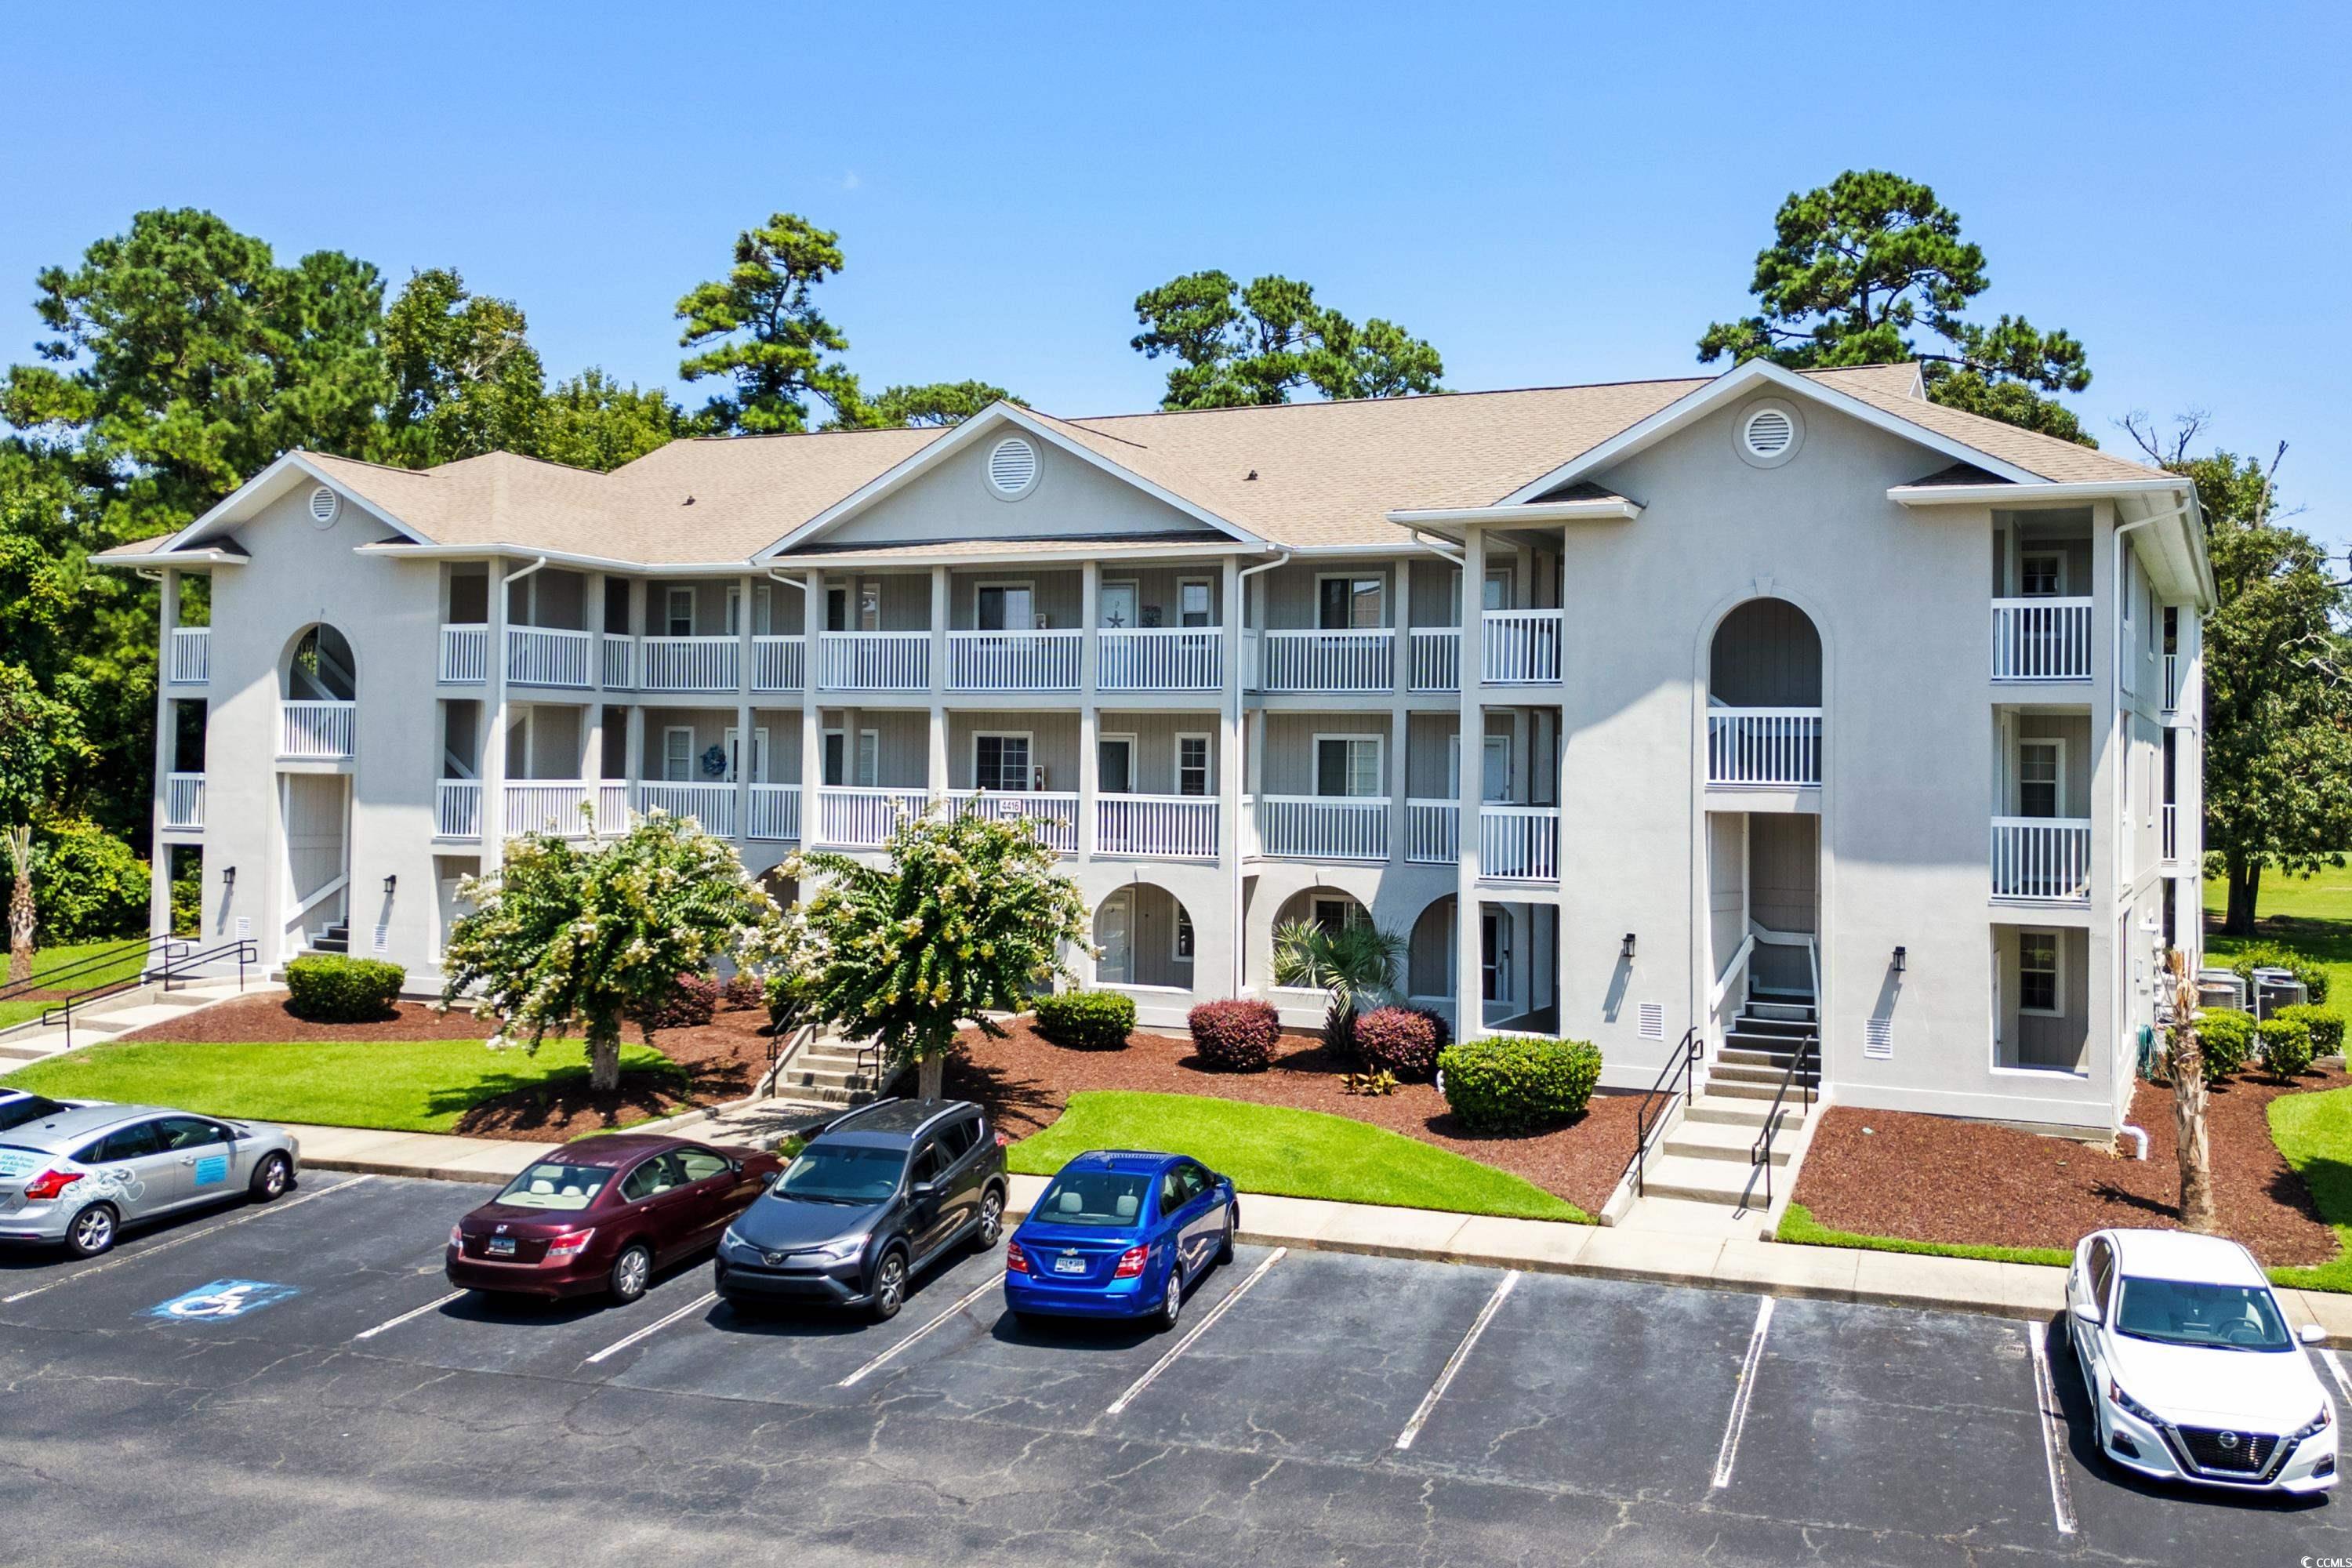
[1700,1075,1817,1102]
[1718,1044,1809,1069]
[1708,1060,1820,1089]
[1730,1014,1816,1037]
[1684,1097,1809,1131]
[1662,1117,1791,1165]
[1635,1152,1767,1207]
[1743,1002,1816,1024]
[780,1065,884,1093]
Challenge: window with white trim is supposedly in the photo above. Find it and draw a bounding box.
[2019,931,2060,1015]
[1318,575,1384,630]
[2017,739,2063,818]
[856,728,879,788]
[974,733,1031,793]
[1311,896,1364,935]
[1316,735,1382,798]
[1178,578,1213,629]
[662,727,694,782]
[665,588,695,637]
[1176,734,1210,797]
[1173,906,1195,962]
[2019,552,2063,597]
[975,583,1033,632]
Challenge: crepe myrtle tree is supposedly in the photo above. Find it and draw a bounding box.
[793,804,1090,1103]
[437,810,783,1093]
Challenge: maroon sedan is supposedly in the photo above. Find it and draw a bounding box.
[446,1134,782,1304]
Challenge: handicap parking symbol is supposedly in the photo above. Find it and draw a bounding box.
[148,1279,299,1322]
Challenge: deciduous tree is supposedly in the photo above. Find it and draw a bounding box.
[532,369,690,471]
[1131,270,1443,409]
[379,268,547,466]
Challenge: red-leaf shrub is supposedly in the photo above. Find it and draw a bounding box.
[633,974,720,1031]
[721,972,764,1011]
[1354,1006,1446,1081]
[1189,999,1280,1072]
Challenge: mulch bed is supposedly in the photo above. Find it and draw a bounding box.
[942,1018,1642,1215]
[1791,1065,2350,1267]
[111,993,778,1144]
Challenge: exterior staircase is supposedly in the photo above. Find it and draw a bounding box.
[307,921,351,956]
[1634,994,1820,1216]
[770,1031,894,1106]
[0,978,253,1064]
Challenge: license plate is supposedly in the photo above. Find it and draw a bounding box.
[1054,1254,1086,1275]
[486,1237,517,1257]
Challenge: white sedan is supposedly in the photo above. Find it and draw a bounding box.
[2067,1229,2337,1493]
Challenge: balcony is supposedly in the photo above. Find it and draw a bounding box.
[1480,805,1560,881]
[1991,598,2092,681]
[1406,799,1458,862]
[818,786,933,848]
[279,700,355,760]
[1099,629,1220,693]
[820,632,928,692]
[601,633,635,689]
[944,789,1080,852]
[1097,795,1218,858]
[1259,630,1392,694]
[163,772,205,832]
[506,626,593,688]
[640,781,738,838]
[747,783,801,841]
[502,782,605,837]
[1254,796,1388,860]
[947,630,1081,694]
[1707,708,1823,787]
[1410,628,1459,692]
[436,780,482,840]
[439,625,488,684]
[641,636,739,694]
[169,626,210,684]
[1483,610,1563,684]
[1991,817,2091,901]
[752,635,806,693]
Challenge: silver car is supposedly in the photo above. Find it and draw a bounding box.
[0,1098,301,1257]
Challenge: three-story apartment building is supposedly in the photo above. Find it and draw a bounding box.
[100,358,2212,1135]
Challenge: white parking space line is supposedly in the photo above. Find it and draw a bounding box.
[350,1289,469,1343]
[2025,1323,2080,1537]
[1,1175,372,1305]
[1394,1269,1519,1452]
[581,1290,718,1367]
[1102,1247,1286,1420]
[1709,1295,1774,1489]
[837,1272,1007,1388]
[2321,1348,2352,1407]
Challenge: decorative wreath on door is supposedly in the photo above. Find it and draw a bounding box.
[699,744,728,778]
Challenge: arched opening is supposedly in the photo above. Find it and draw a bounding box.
[1406,895,1456,1001]
[1094,883,1193,989]
[283,623,358,701]
[1272,885,1369,936]
[1707,597,1820,787]
[756,868,800,912]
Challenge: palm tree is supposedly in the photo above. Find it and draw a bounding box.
[1272,916,1405,1057]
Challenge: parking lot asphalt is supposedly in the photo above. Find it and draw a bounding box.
[2,1172,2347,1567]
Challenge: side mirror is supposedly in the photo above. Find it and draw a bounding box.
[2302,1323,2327,1346]
[910,1180,938,1202]
[760,1171,779,1189]
[2070,1301,2102,1327]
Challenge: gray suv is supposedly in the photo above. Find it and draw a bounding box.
[0,1100,302,1257]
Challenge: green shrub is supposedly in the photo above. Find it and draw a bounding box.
[0,818,150,943]
[1189,1000,1281,1072]
[2227,944,2331,1005]
[2259,1015,2317,1079]
[2278,1002,2346,1058]
[1437,1034,1602,1133]
[2193,1009,2253,1078]
[284,954,406,1022]
[1033,989,1137,1051]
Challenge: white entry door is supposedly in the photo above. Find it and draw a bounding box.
[1096,891,1133,982]
[724,727,770,784]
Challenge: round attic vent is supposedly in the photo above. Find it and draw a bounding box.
[1737,401,1803,467]
[307,485,341,526]
[985,437,1039,498]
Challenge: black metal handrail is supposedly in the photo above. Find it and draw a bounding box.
[0,933,193,1007]
[1624,1025,1702,1197]
[1749,1031,1818,1208]
[41,938,256,1051]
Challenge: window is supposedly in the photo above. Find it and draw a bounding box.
[2019,932,2060,1015]
[496,1161,611,1211]
[2016,739,2062,818]
[1098,735,1134,794]
[621,1153,685,1201]
[1177,579,1213,629]
[156,1116,229,1150]
[2019,552,2063,597]
[663,728,694,782]
[2089,1237,2114,1308]
[1447,568,1515,622]
[856,729,879,788]
[1318,575,1385,630]
[822,729,846,786]
[976,583,1033,632]
[1176,734,1210,797]
[858,582,881,632]
[674,1148,729,1182]
[1311,897,1363,935]
[1175,1162,1210,1203]
[975,733,1032,793]
[724,585,742,637]
[665,587,695,637]
[1316,735,1382,798]
[826,586,848,633]
[1173,906,1195,962]
[935,1116,979,1160]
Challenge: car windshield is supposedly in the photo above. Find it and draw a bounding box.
[2114,1274,2293,1351]
[0,1095,65,1132]
[496,1162,614,1212]
[1034,1171,1152,1227]
[778,1145,904,1205]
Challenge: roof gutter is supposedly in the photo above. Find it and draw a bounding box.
[352,542,752,575]
[89,546,249,571]
[1386,497,1643,526]
[1885,477,2190,506]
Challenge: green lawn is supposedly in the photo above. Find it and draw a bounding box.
[2205,862,2352,1022]
[2266,1085,2352,1294]
[0,939,157,1030]
[1775,1203,2071,1268]
[1008,1090,1588,1223]
[0,1036,684,1134]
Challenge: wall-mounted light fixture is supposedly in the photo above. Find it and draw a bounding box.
[383,874,397,897]
[1621,933,1637,960]
[1893,945,1907,975]
[221,866,236,892]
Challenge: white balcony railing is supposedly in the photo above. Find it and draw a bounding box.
[1255,795,1389,860]
[2162,802,2179,863]
[1259,630,1393,693]
[945,789,1080,853]
[1097,794,1218,858]
[169,626,211,684]
[163,772,205,831]
[437,624,488,684]
[1410,628,1460,692]
[640,636,739,693]
[1991,597,2092,681]
[752,635,805,693]
[1406,799,1458,863]
[820,632,928,691]
[1483,610,1563,684]
[601,633,635,689]
[506,626,593,688]
[947,630,1082,693]
[279,700,355,760]
[818,787,932,848]
[505,782,594,837]
[640,781,737,838]
[1480,805,1560,881]
[436,779,482,839]
[1707,708,1823,786]
[1099,628,1221,692]
[746,783,801,841]
[1991,817,2091,901]
[596,782,631,836]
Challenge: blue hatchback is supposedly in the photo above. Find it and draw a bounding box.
[1004,1150,1237,1331]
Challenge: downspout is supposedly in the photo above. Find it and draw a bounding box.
[2118,1123,2149,1160]
[502,555,550,586]
[1405,528,1466,568]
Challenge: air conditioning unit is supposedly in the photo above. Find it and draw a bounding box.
[2196,968,2246,1012]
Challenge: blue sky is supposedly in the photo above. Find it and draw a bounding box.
[5,2,2347,548]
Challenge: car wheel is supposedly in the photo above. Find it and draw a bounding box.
[1158,1269,1184,1334]
[65,1203,118,1259]
[975,1186,1006,1250]
[249,1152,292,1202]
[609,1242,653,1305]
[869,1247,909,1323]
[1217,1204,1237,1265]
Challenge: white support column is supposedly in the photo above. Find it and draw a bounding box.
[623,703,644,822]
[735,572,755,841]
[483,555,510,858]
[1079,559,1100,858]
[1456,527,1487,1035]
[929,564,949,701]
[588,570,607,699]
[801,574,826,847]
[927,705,949,801]
[1389,703,1410,872]
[1221,554,1245,994]
[149,568,180,938]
